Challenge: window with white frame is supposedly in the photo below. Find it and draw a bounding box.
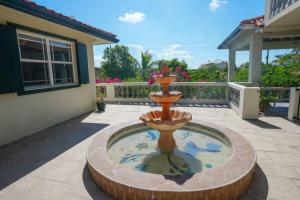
[17,30,77,88]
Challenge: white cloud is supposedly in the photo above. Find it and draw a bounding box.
[118,11,145,24]
[209,0,227,11]
[156,44,192,61]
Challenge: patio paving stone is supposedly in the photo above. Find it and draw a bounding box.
[0,104,299,200]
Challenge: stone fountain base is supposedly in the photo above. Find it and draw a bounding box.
[86,120,256,200]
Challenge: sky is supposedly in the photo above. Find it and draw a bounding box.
[35,0,291,69]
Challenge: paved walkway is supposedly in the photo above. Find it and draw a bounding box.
[0,104,300,200]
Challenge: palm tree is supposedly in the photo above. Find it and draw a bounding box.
[140,51,156,80]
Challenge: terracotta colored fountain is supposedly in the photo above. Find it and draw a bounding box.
[140,64,192,152]
[86,63,256,200]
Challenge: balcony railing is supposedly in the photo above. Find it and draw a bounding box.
[270,0,299,19]
[260,87,290,102]
[96,82,262,119]
[97,82,228,104]
[229,87,240,108]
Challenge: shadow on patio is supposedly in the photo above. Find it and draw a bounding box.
[0,113,109,190]
[246,119,282,129]
[238,165,269,200]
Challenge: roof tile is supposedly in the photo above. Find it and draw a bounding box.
[21,0,117,39]
[240,15,264,27]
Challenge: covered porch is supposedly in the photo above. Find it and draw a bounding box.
[218,15,300,83]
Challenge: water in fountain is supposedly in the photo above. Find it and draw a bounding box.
[107,126,232,176]
[107,64,233,176]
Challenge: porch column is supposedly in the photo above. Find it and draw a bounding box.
[228,48,236,81]
[249,32,263,83]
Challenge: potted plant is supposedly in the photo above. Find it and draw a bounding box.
[96,96,106,112]
[259,92,277,115]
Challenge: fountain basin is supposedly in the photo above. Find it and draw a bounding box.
[87,120,256,200]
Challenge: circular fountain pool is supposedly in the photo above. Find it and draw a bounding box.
[87,120,256,200]
[107,126,232,175]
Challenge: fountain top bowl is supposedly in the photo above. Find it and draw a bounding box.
[154,75,176,85]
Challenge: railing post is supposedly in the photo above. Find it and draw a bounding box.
[106,84,115,101]
[265,0,272,23]
[239,87,260,119]
[288,87,300,120]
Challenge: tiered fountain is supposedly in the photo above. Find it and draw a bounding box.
[140,64,192,153]
[87,64,256,200]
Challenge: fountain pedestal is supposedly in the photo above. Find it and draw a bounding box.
[158,130,176,152]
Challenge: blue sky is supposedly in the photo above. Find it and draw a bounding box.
[35,0,290,68]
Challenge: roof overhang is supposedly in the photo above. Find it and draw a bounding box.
[218,15,300,51]
[219,24,300,51]
[218,24,258,50]
[0,0,119,44]
[218,16,265,50]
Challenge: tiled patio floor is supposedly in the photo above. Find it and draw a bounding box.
[0,104,300,200]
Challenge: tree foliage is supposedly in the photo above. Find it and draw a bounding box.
[188,64,227,82]
[101,45,139,80]
[157,58,188,71]
[234,54,300,86]
[140,51,156,80]
[234,62,249,82]
[262,53,300,87]
[98,44,300,87]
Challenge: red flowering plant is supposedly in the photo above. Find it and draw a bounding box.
[148,72,162,85]
[96,77,122,84]
[174,65,192,82]
[148,63,175,85]
[147,64,191,85]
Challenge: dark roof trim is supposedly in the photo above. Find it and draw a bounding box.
[217,26,242,49]
[0,0,119,43]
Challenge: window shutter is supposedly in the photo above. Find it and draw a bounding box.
[76,42,89,84]
[0,25,23,93]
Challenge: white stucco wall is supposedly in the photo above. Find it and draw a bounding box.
[0,44,97,146]
[0,6,106,146]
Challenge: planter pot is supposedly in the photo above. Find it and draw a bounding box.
[97,102,106,112]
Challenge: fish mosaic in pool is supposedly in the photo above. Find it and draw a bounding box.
[108,128,232,176]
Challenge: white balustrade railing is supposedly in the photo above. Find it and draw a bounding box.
[97,82,228,104]
[288,87,300,120]
[269,0,299,19]
[228,83,260,119]
[96,82,262,119]
[260,87,290,102]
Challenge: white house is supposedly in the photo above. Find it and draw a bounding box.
[218,0,300,83]
[0,0,118,146]
[218,0,300,120]
[201,59,228,69]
